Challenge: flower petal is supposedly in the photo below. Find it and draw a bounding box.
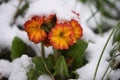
[28,30,47,43]
[70,19,83,39]
[24,16,47,43]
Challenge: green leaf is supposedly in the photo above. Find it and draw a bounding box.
[27,56,54,80]
[54,56,69,80]
[62,39,88,70]
[27,68,40,80]
[70,71,79,79]
[11,36,27,60]
[44,54,55,73]
[32,57,49,74]
[113,25,120,44]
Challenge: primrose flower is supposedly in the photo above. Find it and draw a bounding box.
[49,23,74,50]
[70,19,83,42]
[24,16,47,44]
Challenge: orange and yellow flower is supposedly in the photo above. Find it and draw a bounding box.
[24,16,47,44]
[24,15,83,50]
[70,19,83,42]
[49,23,74,50]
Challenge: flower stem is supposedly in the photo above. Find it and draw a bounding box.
[40,45,55,80]
[41,42,45,58]
[93,21,120,80]
[41,57,55,80]
[53,48,59,62]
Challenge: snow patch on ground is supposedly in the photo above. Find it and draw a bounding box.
[0,55,32,80]
[9,55,32,80]
[0,60,12,78]
[38,74,53,80]
[109,69,120,80]
[77,30,112,80]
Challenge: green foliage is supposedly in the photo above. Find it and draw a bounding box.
[44,54,55,72]
[110,24,120,57]
[78,0,87,3]
[79,0,120,20]
[96,0,120,20]
[27,56,55,80]
[70,71,79,79]
[110,44,120,59]
[27,68,40,80]
[62,39,88,70]
[27,39,88,80]
[53,56,69,80]
[27,57,49,80]
[11,36,27,60]
[32,57,49,74]
[78,0,120,36]
[113,25,120,44]
[109,24,120,69]
[78,0,94,3]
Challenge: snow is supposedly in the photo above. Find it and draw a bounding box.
[109,69,120,80]
[9,55,33,80]
[0,60,12,78]
[75,2,101,29]
[38,74,53,80]
[0,0,18,49]
[77,30,113,80]
[77,62,109,80]
[0,55,32,80]
[0,0,40,55]
[25,0,80,23]
[0,0,120,80]
[0,0,22,49]
[115,51,120,63]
